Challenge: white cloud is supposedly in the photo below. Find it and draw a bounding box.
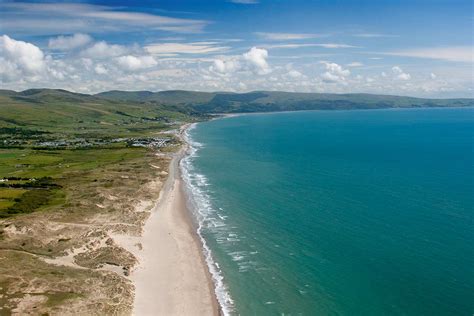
[116,55,157,71]
[243,47,270,74]
[80,41,130,58]
[324,62,350,77]
[288,70,303,78]
[347,62,363,67]
[266,43,357,49]
[48,33,92,51]
[94,64,108,75]
[283,63,304,78]
[145,42,229,55]
[392,66,411,80]
[210,58,240,74]
[317,43,357,49]
[255,32,325,40]
[320,62,350,83]
[353,33,399,38]
[210,47,271,75]
[1,35,471,98]
[430,73,437,79]
[392,66,403,74]
[380,46,473,63]
[0,2,208,35]
[321,72,340,82]
[0,35,45,74]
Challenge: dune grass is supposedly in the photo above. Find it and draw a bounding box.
[0,146,153,218]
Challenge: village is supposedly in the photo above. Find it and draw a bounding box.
[1,136,172,149]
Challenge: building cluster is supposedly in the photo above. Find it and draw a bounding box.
[1,137,172,149]
[128,137,170,148]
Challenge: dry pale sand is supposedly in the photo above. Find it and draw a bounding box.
[131,145,219,316]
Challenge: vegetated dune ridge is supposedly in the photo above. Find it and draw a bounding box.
[0,143,174,314]
[0,89,208,314]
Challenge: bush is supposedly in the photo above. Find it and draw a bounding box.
[0,189,55,218]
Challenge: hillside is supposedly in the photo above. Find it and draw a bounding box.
[0,89,201,138]
[96,90,215,105]
[95,90,473,113]
[0,89,472,136]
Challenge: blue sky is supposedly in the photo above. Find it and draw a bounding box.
[0,0,472,97]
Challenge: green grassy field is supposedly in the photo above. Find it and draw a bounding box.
[0,89,195,218]
[0,146,161,217]
[0,90,203,140]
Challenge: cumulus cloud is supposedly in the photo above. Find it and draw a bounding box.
[48,33,92,51]
[288,70,303,78]
[398,73,411,80]
[210,47,272,75]
[94,64,108,75]
[116,55,157,71]
[392,66,411,80]
[210,58,240,74]
[80,41,130,59]
[1,34,471,98]
[243,47,270,74]
[321,62,350,83]
[0,35,45,78]
[0,34,158,86]
[282,63,304,79]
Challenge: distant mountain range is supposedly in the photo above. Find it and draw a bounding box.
[95,89,473,113]
[2,89,472,114]
[0,88,472,132]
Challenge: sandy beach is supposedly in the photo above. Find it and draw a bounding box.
[131,128,219,316]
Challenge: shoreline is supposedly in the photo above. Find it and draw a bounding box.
[130,124,219,315]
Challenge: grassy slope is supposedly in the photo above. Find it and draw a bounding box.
[95,89,473,113]
[0,89,200,217]
[0,89,201,136]
[96,89,215,105]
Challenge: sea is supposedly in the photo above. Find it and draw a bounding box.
[180,107,474,315]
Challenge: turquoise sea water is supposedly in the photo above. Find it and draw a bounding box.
[182,108,474,315]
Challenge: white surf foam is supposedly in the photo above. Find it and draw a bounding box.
[180,123,235,315]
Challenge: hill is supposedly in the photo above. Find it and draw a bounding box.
[0,89,201,138]
[95,90,473,113]
[96,90,215,105]
[0,89,471,136]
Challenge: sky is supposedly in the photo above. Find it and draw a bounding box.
[0,0,473,97]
